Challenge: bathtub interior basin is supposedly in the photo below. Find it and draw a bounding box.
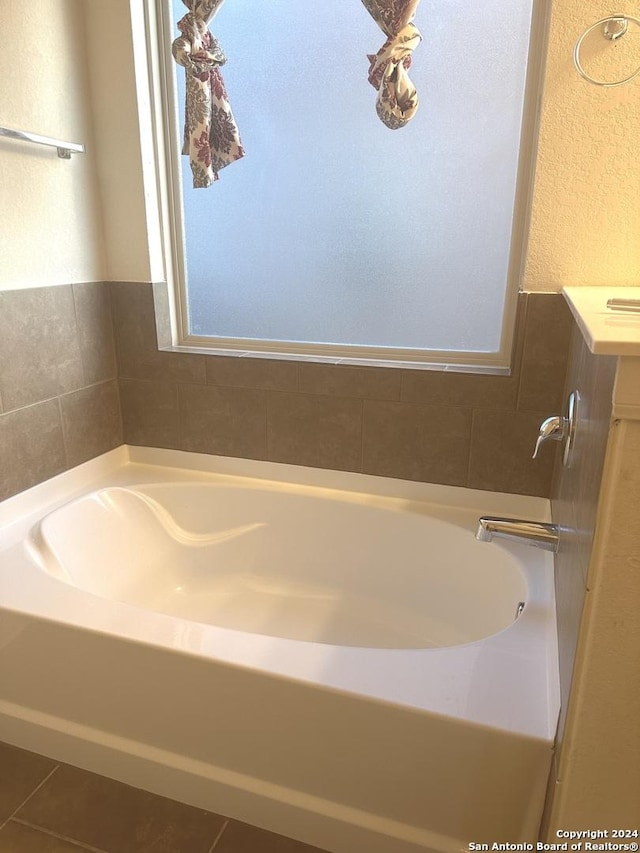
[32,482,528,648]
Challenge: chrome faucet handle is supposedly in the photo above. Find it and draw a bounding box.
[532,415,567,459]
[532,391,581,466]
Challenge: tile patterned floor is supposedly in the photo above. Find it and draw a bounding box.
[0,742,328,852]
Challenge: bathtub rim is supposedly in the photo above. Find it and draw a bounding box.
[0,445,554,533]
[0,446,561,742]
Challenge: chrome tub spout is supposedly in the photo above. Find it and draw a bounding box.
[476,517,559,552]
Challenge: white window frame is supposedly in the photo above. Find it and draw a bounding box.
[145,0,549,373]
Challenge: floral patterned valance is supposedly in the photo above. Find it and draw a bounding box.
[361,0,422,129]
[172,0,244,188]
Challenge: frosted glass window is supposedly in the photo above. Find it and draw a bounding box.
[168,0,535,357]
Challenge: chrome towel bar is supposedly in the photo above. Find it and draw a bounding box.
[0,125,85,159]
[607,298,640,314]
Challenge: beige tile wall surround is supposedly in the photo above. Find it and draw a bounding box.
[362,399,472,485]
[113,283,574,497]
[72,282,118,385]
[0,281,573,502]
[0,286,84,412]
[541,302,640,832]
[59,382,122,468]
[0,401,68,501]
[467,408,558,495]
[207,356,299,392]
[299,362,402,400]
[180,384,268,460]
[549,328,617,751]
[0,283,122,502]
[517,292,579,414]
[111,282,206,384]
[119,378,181,450]
[268,391,363,472]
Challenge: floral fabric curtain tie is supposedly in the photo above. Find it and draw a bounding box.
[367,22,422,129]
[362,0,423,129]
[172,5,244,188]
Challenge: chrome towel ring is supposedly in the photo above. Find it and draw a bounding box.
[574,14,640,86]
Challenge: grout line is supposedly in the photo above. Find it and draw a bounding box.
[0,392,66,418]
[0,764,59,832]
[69,282,88,389]
[399,368,406,403]
[11,817,110,852]
[56,394,70,469]
[265,390,273,461]
[108,282,124,381]
[57,378,118,397]
[263,389,269,460]
[466,408,477,487]
[176,382,184,441]
[114,376,125,446]
[514,292,530,413]
[359,398,365,473]
[208,818,229,851]
[515,363,525,412]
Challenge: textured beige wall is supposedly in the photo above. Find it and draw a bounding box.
[524,3,640,292]
[0,0,106,290]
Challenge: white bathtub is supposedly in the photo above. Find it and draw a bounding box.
[0,446,560,853]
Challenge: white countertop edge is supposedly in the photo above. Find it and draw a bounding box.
[563,286,640,357]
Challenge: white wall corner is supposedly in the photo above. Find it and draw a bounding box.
[83,0,158,283]
[129,0,167,285]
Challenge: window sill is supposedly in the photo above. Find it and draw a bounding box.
[160,344,512,375]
